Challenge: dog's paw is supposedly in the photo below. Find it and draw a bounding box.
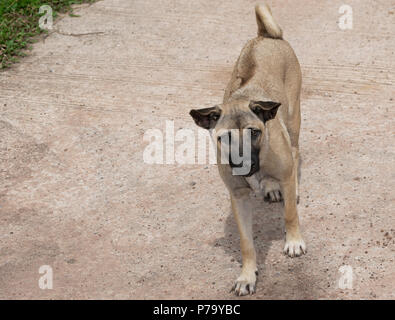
[283,238,306,257]
[262,178,283,203]
[231,272,257,296]
[264,190,283,203]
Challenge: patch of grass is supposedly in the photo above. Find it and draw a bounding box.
[0,0,96,68]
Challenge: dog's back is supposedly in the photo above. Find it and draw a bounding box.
[224,3,302,146]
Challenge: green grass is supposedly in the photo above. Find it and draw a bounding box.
[0,0,96,68]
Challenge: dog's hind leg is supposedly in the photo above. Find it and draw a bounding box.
[230,190,257,296]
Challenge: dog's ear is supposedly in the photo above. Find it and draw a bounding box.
[189,106,221,129]
[249,100,281,123]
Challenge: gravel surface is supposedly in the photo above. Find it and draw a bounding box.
[0,0,394,299]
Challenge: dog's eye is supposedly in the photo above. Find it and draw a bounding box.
[250,129,261,138]
[211,114,219,121]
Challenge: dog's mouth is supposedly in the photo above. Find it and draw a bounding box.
[229,148,260,177]
[230,161,260,177]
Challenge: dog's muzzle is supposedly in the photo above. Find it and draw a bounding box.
[229,153,260,177]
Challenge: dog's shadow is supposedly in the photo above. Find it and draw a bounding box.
[214,195,284,270]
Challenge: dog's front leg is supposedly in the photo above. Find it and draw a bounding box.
[281,173,306,257]
[230,188,257,296]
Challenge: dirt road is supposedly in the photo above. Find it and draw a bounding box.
[0,0,394,299]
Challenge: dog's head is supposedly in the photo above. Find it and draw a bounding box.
[189,98,280,177]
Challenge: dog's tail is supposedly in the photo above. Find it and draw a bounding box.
[255,4,283,39]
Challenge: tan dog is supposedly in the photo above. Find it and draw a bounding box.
[190,4,306,296]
